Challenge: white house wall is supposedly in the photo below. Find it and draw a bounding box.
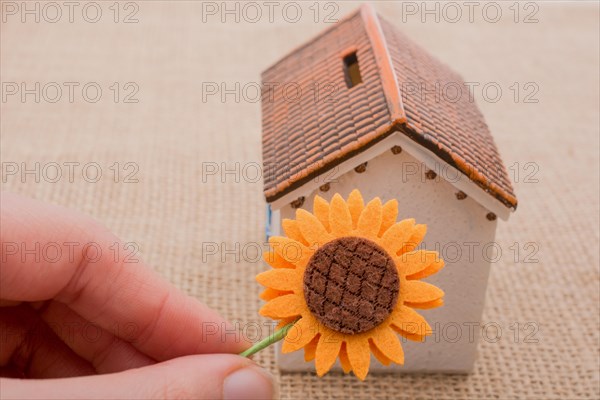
[273,149,497,373]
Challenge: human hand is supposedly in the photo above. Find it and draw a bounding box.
[0,192,274,399]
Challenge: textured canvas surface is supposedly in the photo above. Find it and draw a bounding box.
[1,1,598,399]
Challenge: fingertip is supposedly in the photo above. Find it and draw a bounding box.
[223,364,276,400]
[153,354,275,400]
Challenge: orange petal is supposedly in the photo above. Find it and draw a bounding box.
[282,219,308,246]
[407,298,444,309]
[368,339,392,366]
[380,219,416,254]
[393,330,427,342]
[356,198,382,239]
[392,327,426,342]
[408,262,444,281]
[347,189,364,229]
[391,306,432,336]
[259,288,292,301]
[315,334,342,377]
[398,224,427,255]
[371,330,404,364]
[262,251,295,269]
[296,208,333,246]
[313,195,330,231]
[259,294,303,318]
[329,194,352,236]
[303,334,320,362]
[396,250,443,279]
[282,317,319,353]
[346,338,371,381]
[256,269,302,291]
[339,342,352,373]
[379,199,398,237]
[269,236,311,268]
[401,281,444,304]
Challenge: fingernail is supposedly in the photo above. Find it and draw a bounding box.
[223,366,275,400]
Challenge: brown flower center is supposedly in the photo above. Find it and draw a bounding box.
[303,237,399,335]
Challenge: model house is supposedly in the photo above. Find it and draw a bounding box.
[261,4,517,373]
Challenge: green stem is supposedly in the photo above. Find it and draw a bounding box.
[240,321,297,358]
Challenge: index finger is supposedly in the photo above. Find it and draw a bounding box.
[0,192,248,360]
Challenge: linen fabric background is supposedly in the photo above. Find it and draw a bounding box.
[1,1,598,399]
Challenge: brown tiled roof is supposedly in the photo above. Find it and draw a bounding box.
[261,4,517,210]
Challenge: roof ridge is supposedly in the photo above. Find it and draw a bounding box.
[359,4,406,125]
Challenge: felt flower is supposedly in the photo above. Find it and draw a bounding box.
[257,189,444,380]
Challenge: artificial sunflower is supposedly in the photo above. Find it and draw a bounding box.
[257,189,444,380]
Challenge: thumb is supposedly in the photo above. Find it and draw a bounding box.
[2,354,275,400]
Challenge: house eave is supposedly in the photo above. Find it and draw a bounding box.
[267,132,515,221]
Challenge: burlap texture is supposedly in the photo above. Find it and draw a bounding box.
[1,1,598,398]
